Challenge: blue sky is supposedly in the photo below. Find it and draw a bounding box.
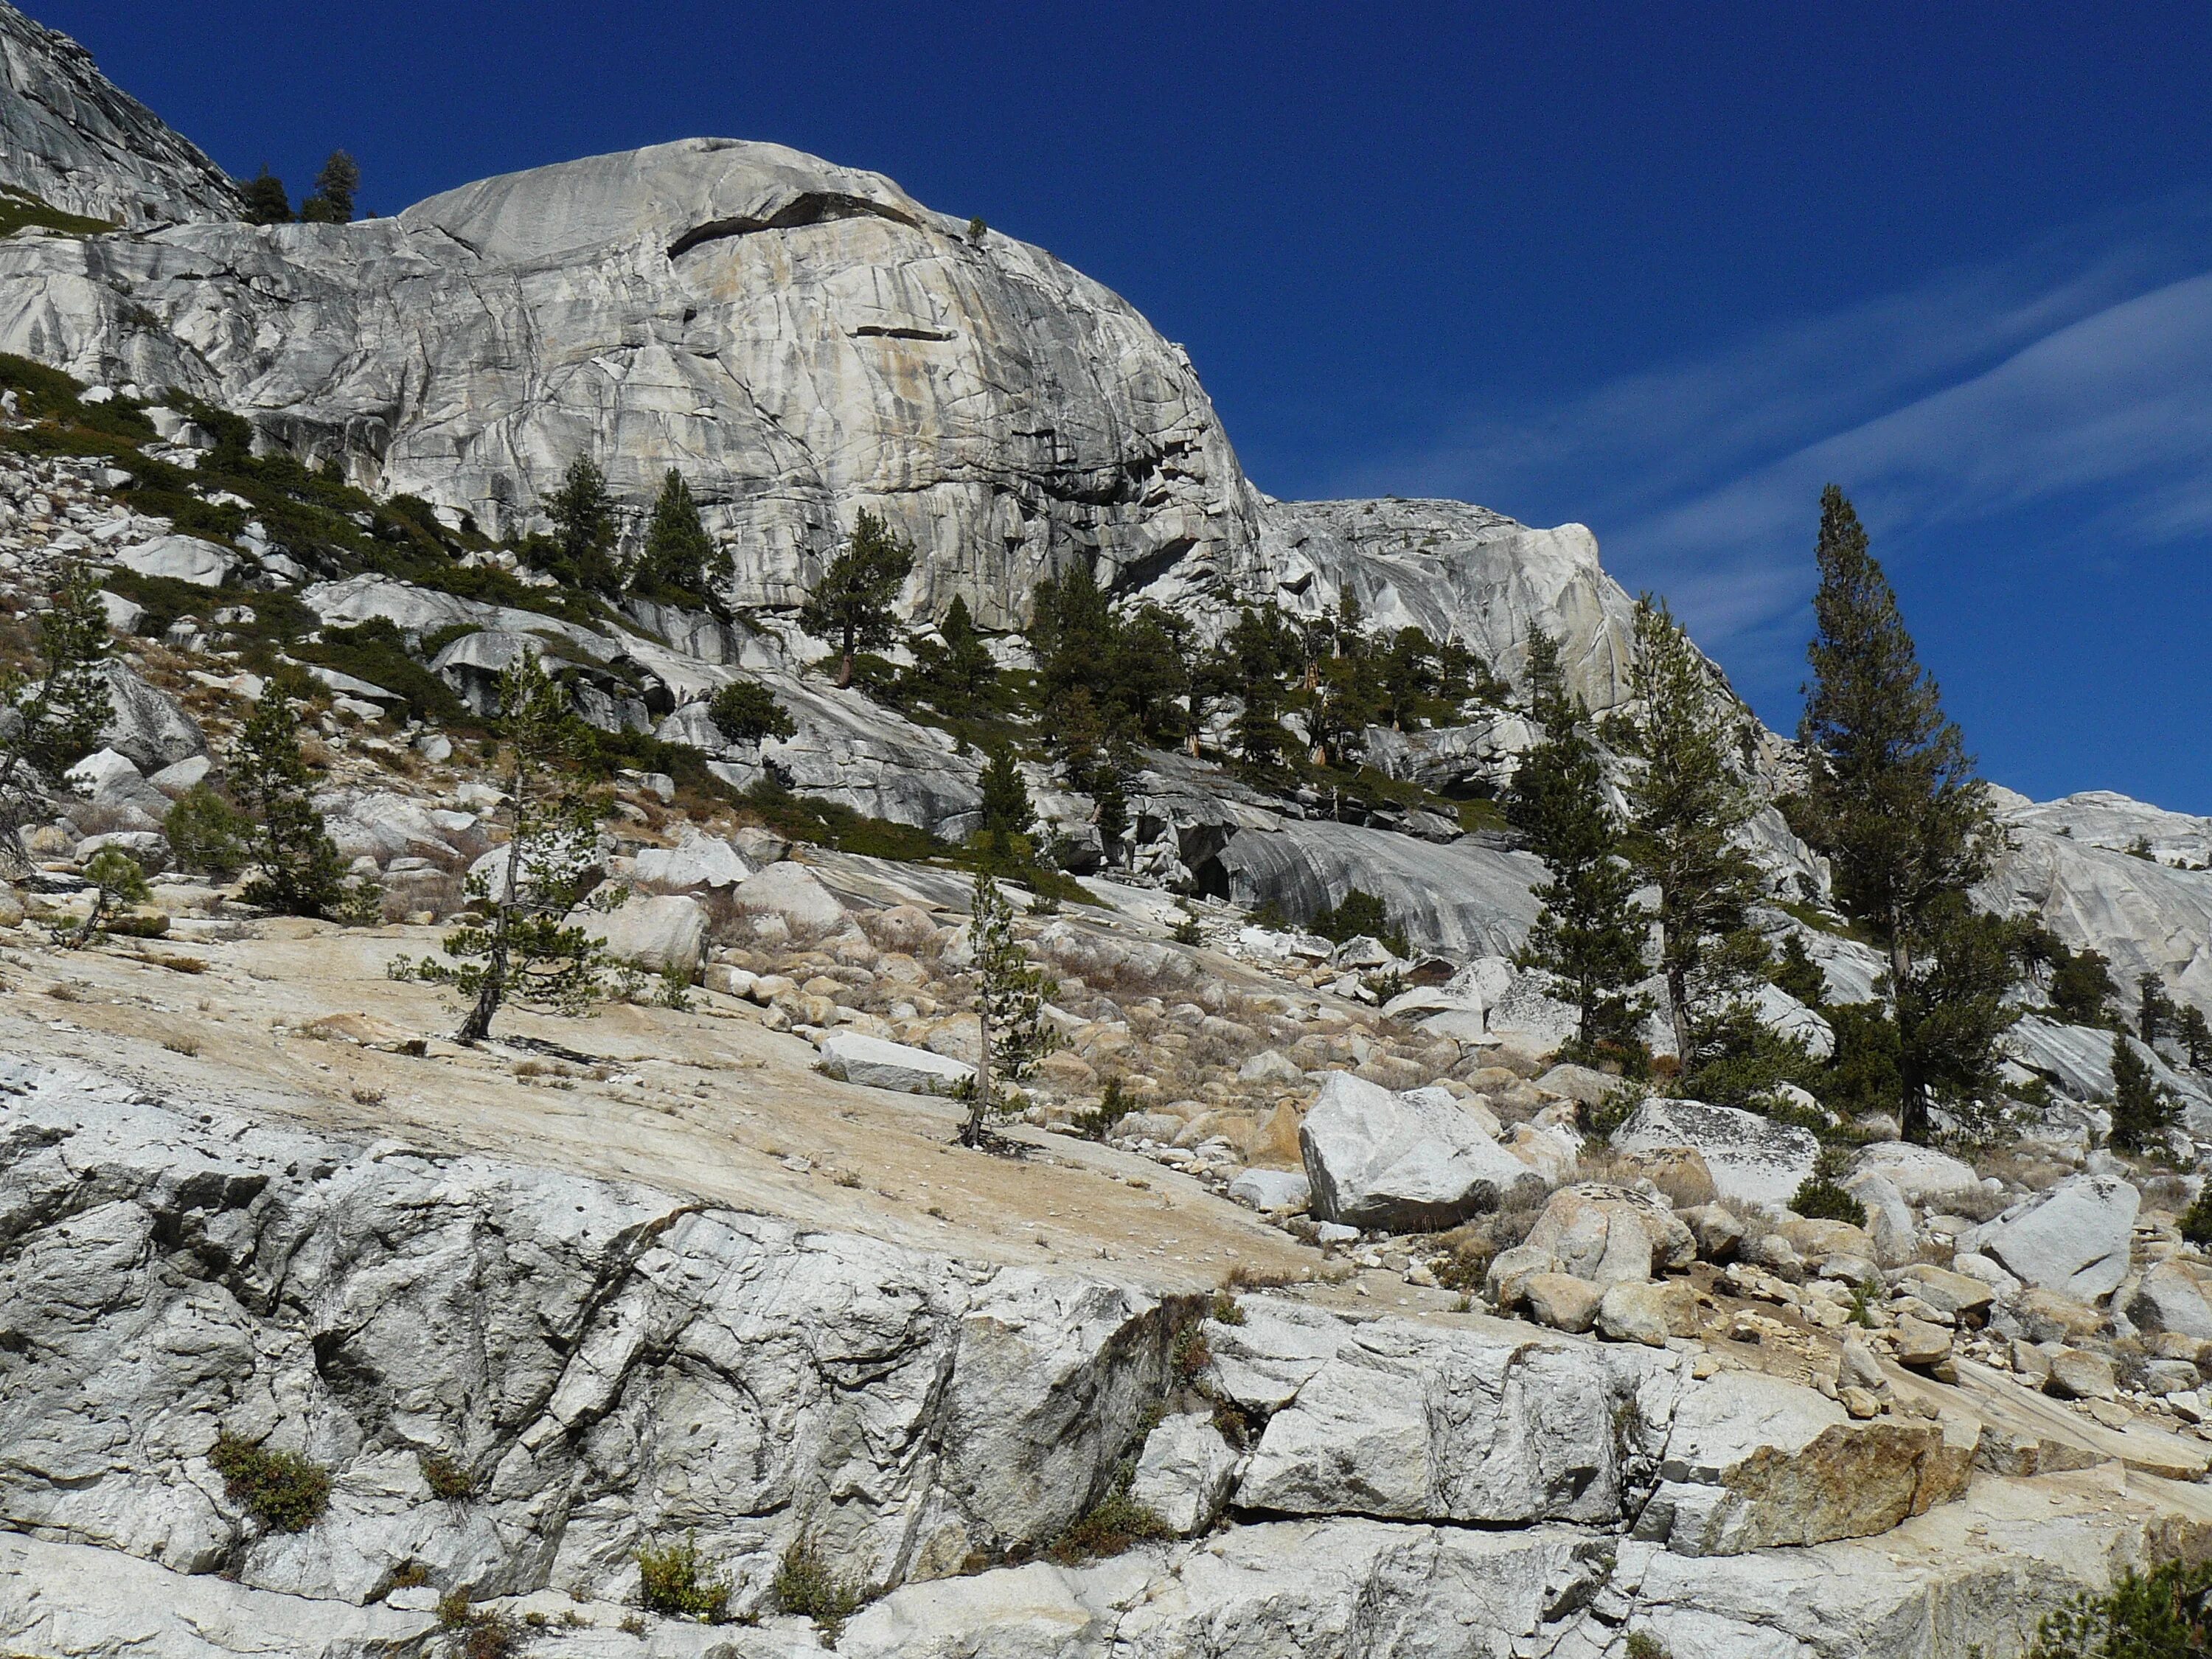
[38,2,2212,811]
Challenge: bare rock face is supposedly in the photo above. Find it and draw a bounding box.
[0,1058,1175,1611]
[0,136,1260,630]
[0,2,241,226]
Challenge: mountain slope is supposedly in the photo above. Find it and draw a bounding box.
[0,1,239,225]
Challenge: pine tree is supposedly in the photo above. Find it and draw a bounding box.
[0,557,112,864]
[636,469,728,602]
[2177,1003,2212,1071]
[960,868,1060,1147]
[2110,1032,2178,1152]
[1795,485,2001,1141]
[706,679,795,744]
[231,686,346,917]
[908,595,998,715]
[540,456,620,593]
[240,167,293,225]
[1624,596,1766,1069]
[975,747,1033,863]
[2140,973,2177,1047]
[799,509,914,688]
[66,848,150,946]
[299,150,360,223]
[399,653,611,1043]
[1508,631,1647,1060]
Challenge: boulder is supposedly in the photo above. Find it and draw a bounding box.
[1237,1048,1307,1087]
[1893,1264,1996,1322]
[1851,1141,1984,1208]
[1298,1072,1547,1233]
[1677,1203,1745,1263]
[1596,1280,1697,1346]
[96,659,208,771]
[1522,1272,1603,1335]
[61,746,143,801]
[578,892,708,975]
[817,1033,973,1096]
[2045,1349,2118,1402]
[1517,1183,1695,1289]
[1891,1317,1952,1369]
[73,830,167,873]
[1635,1368,1973,1557]
[114,533,235,588]
[1844,1169,1917,1268]
[1961,1174,2140,1302]
[1226,1168,1310,1214]
[630,827,752,893]
[730,860,850,936]
[860,903,942,956]
[145,755,212,797]
[1610,1098,1818,1209]
[2128,1262,2212,1341]
[1532,1063,1618,1108]
[1126,1413,1239,1538]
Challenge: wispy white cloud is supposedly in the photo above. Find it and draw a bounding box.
[1338,202,2212,669]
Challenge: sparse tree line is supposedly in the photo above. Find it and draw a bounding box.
[240,151,362,225]
[1503,483,2202,1154]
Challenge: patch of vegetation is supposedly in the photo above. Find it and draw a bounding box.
[165,785,254,878]
[772,1533,860,1636]
[436,1590,516,1659]
[1789,1174,1868,1228]
[1624,1634,1673,1659]
[2183,1188,2212,1250]
[0,187,117,239]
[637,1530,731,1623]
[208,1430,333,1533]
[2028,1557,2212,1658]
[1308,887,1409,956]
[1047,1472,1172,1564]
[296,617,469,723]
[419,1451,473,1500]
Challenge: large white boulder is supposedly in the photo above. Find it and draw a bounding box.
[1850,1141,1983,1208]
[1611,1099,1818,1209]
[578,892,708,975]
[1127,1412,1239,1538]
[1961,1173,2140,1302]
[631,827,753,893]
[2129,1262,2212,1340]
[1226,1168,1310,1213]
[730,859,850,935]
[1516,1183,1696,1290]
[114,533,235,588]
[817,1033,973,1095]
[1298,1072,1545,1233]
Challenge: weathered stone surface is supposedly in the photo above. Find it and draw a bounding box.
[1891,1316,1953,1368]
[1225,1167,1310,1213]
[1962,1173,2140,1302]
[1522,1272,1604,1335]
[630,826,752,892]
[1127,1413,1239,1539]
[95,658,207,771]
[1636,1369,1973,1557]
[0,3,242,227]
[1851,1141,1984,1208]
[1845,1168,1917,1268]
[113,532,234,587]
[0,1059,1174,1612]
[2129,1261,2212,1340]
[1611,1098,1818,1209]
[728,860,852,936]
[1893,1264,1996,1322]
[1517,1182,1695,1289]
[1231,1312,1679,1526]
[1596,1279,1697,1346]
[578,891,707,975]
[816,1032,971,1096]
[2045,1349,2120,1402]
[1298,1071,1545,1233]
[1677,1203,1745,1263]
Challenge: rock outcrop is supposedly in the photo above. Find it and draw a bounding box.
[0,1,241,226]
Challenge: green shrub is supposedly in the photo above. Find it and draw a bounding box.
[771,1533,858,1635]
[166,785,253,877]
[2182,1189,2212,1250]
[638,1530,731,1623]
[1790,1175,1866,1227]
[419,1450,473,1500]
[1309,888,1408,956]
[208,1430,333,1532]
[1048,1477,1172,1564]
[1624,1634,1672,1659]
[2028,1557,2212,1658]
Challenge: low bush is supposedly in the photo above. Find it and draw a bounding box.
[165,785,253,877]
[637,1530,731,1623]
[2028,1557,2212,1658]
[1048,1474,1172,1564]
[1789,1175,1867,1227]
[419,1450,473,1500]
[208,1430,333,1532]
[772,1533,859,1636]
